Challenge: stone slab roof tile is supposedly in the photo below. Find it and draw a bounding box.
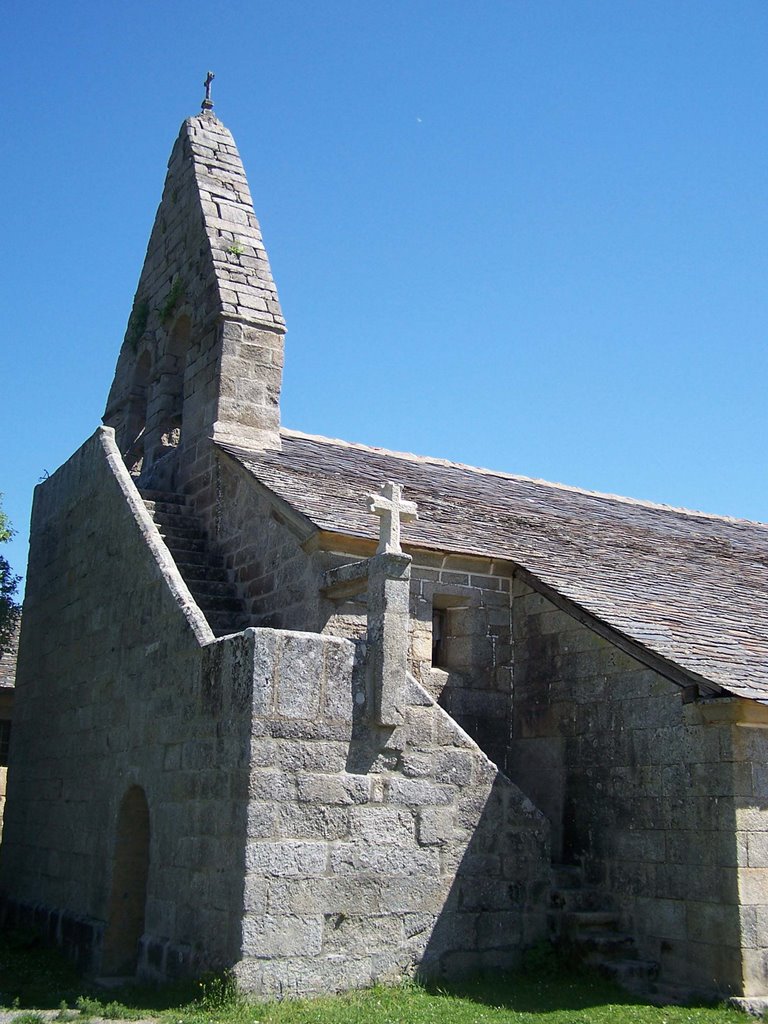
[220,430,768,702]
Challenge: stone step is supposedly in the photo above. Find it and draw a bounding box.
[176,562,229,583]
[194,594,244,614]
[141,489,188,505]
[188,578,239,598]
[160,534,207,553]
[598,958,659,990]
[579,930,636,961]
[140,487,249,639]
[169,548,210,566]
[548,864,658,997]
[150,510,203,532]
[143,500,193,518]
[159,525,206,545]
[551,887,604,913]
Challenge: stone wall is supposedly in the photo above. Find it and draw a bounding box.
[0,426,551,992]
[0,427,250,976]
[0,686,12,837]
[0,767,7,839]
[509,575,768,998]
[201,452,324,632]
[319,551,514,771]
[181,453,515,775]
[409,556,513,772]
[234,628,549,997]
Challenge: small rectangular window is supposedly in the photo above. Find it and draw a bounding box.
[432,608,447,667]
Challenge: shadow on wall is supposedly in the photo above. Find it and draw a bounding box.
[417,772,550,979]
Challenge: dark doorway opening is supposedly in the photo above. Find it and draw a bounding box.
[101,786,150,977]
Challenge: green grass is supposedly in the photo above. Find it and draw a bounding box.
[0,933,754,1024]
[0,930,86,1009]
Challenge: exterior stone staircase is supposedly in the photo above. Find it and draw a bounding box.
[550,864,659,994]
[140,489,249,637]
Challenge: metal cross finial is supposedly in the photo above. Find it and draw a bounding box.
[367,481,418,555]
[202,71,215,111]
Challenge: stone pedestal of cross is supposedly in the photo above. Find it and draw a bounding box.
[364,482,418,728]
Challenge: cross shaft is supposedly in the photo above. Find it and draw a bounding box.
[367,481,418,555]
[202,71,215,111]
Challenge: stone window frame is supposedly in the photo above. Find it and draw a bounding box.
[422,581,482,674]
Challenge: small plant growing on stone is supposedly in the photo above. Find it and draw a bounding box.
[159,277,185,325]
[125,297,150,352]
[226,240,245,256]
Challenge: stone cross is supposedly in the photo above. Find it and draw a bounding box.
[367,481,418,555]
[202,71,215,111]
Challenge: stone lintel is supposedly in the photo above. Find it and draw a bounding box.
[322,560,370,600]
[684,696,768,729]
[367,552,412,728]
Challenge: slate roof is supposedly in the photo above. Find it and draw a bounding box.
[220,429,768,703]
[0,618,19,689]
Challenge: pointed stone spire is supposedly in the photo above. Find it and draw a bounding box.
[104,109,286,487]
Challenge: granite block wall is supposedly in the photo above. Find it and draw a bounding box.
[0,425,551,993]
[509,575,768,998]
[179,457,516,773]
[200,453,324,633]
[317,548,515,771]
[0,428,250,977]
[409,556,513,772]
[233,628,550,997]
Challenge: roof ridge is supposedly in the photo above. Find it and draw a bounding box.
[279,427,768,530]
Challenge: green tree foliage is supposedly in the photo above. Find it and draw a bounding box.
[0,495,21,654]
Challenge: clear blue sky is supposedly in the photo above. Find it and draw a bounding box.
[2,0,768,585]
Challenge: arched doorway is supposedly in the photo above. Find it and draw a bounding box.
[101,786,150,976]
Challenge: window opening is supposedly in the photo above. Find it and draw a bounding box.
[124,350,151,476]
[432,607,447,667]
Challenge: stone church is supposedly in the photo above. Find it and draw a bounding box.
[2,95,768,1005]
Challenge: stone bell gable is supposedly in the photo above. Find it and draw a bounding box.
[104,112,285,493]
